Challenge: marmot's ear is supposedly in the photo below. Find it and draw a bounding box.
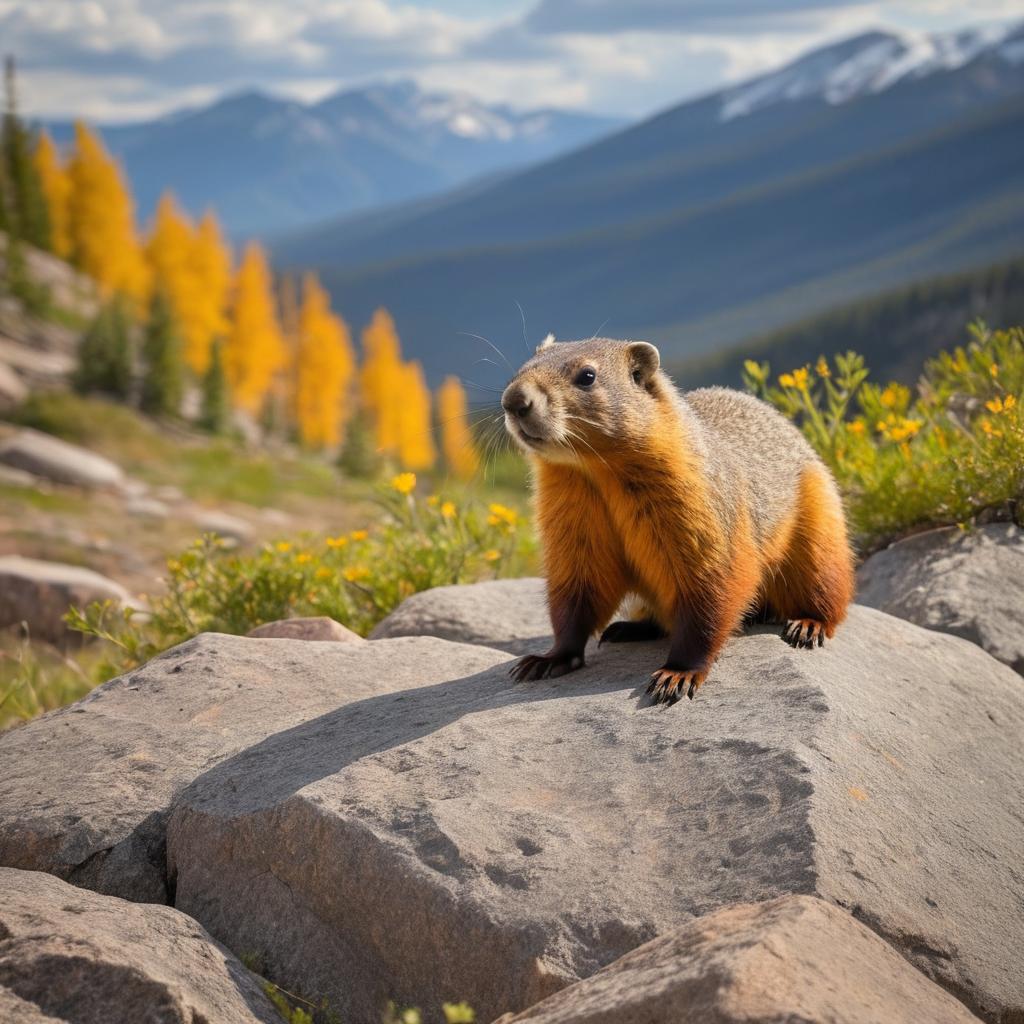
[536,332,555,354]
[628,341,660,381]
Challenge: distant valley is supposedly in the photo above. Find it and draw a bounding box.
[272,21,1024,385]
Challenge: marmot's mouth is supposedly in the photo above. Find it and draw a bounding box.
[516,425,546,445]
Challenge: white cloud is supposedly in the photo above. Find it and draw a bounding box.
[1,0,1019,121]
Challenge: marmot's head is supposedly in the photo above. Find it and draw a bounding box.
[501,335,665,462]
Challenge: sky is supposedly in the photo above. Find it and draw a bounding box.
[3,0,1023,122]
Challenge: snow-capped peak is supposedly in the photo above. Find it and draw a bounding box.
[720,21,1022,122]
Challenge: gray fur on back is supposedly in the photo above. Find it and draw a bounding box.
[680,386,825,544]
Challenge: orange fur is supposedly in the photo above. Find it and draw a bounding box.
[534,403,854,675]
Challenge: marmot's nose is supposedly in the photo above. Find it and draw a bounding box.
[502,385,534,418]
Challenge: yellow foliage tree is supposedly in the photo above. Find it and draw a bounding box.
[145,196,232,377]
[293,272,356,448]
[34,130,71,258]
[359,307,404,456]
[223,241,287,416]
[187,211,232,374]
[436,375,480,479]
[397,360,436,470]
[65,122,148,301]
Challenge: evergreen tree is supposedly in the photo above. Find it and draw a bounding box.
[140,289,184,417]
[199,339,230,434]
[74,296,133,399]
[1,56,50,250]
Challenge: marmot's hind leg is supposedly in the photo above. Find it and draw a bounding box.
[600,618,667,644]
[766,465,855,649]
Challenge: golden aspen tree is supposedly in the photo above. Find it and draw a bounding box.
[293,272,355,448]
[437,375,480,479]
[66,121,148,301]
[34,130,71,257]
[359,307,404,455]
[145,189,192,334]
[223,241,286,415]
[186,210,232,375]
[397,360,436,470]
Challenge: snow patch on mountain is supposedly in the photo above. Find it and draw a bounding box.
[720,21,1021,122]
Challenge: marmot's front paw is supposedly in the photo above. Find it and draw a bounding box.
[647,667,706,705]
[783,619,826,649]
[511,652,584,681]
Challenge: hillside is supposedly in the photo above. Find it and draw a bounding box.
[270,22,1024,384]
[677,256,1024,387]
[44,83,621,237]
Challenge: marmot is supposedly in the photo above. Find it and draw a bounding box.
[501,334,855,705]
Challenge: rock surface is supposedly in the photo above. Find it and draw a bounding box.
[0,633,510,903]
[0,555,131,646]
[370,577,550,653]
[166,606,1024,1024]
[495,895,981,1024]
[857,524,1024,674]
[0,361,27,409]
[192,508,253,544]
[0,429,124,489]
[247,616,363,642]
[0,867,278,1024]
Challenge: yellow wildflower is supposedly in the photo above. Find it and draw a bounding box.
[778,373,795,388]
[815,357,830,378]
[326,535,348,549]
[295,552,312,564]
[889,418,922,442]
[847,419,865,435]
[350,530,368,542]
[483,549,501,562]
[315,567,333,580]
[426,495,439,507]
[1006,394,1017,410]
[441,501,457,519]
[343,565,370,582]
[792,367,810,391]
[487,503,518,528]
[275,541,292,554]
[985,397,1004,414]
[990,362,999,377]
[391,472,416,495]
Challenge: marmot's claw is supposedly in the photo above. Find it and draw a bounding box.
[648,667,706,706]
[783,619,826,650]
[511,653,583,682]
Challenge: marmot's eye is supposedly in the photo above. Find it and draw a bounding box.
[574,367,596,388]
[632,369,642,384]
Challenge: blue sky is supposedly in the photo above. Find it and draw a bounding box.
[2,0,1022,122]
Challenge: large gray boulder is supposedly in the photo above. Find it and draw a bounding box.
[0,867,278,1024]
[247,615,363,642]
[495,895,981,1024]
[857,524,1024,674]
[370,577,550,653]
[0,633,510,903]
[166,606,1024,1024]
[0,429,124,489]
[0,555,131,646]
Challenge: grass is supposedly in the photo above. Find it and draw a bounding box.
[0,633,96,731]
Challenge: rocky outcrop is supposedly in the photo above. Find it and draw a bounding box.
[0,867,278,1024]
[857,524,1024,674]
[0,555,131,646]
[0,429,124,489]
[495,895,981,1024]
[164,606,1024,1024]
[0,361,27,409]
[247,616,363,642]
[370,577,550,653]
[0,633,510,903]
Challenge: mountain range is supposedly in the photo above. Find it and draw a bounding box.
[271,20,1024,386]
[44,83,621,237]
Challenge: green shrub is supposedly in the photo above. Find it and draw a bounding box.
[743,323,1024,551]
[0,634,95,730]
[67,474,537,682]
[74,296,134,400]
